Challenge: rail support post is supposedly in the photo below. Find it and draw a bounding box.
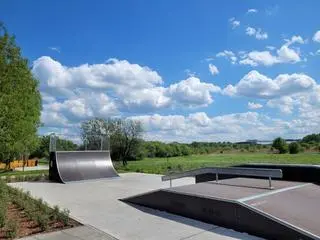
[268,177,273,189]
[216,173,219,183]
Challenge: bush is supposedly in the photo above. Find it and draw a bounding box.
[58,209,70,226]
[6,219,19,239]
[301,142,311,150]
[51,205,60,221]
[36,214,49,231]
[272,137,288,154]
[289,142,300,154]
[0,205,7,228]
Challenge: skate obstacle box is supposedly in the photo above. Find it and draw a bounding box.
[122,166,320,240]
[49,135,118,183]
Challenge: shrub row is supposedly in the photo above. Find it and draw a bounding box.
[0,180,19,238]
[0,180,71,238]
[1,173,49,183]
[8,187,70,230]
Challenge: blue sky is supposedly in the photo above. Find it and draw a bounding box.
[2,0,320,142]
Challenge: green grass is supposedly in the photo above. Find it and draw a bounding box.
[0,169,48,177]
[116,153,320,174]
[38,158,49,165]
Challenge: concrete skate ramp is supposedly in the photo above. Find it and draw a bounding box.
[49,151,119,183]
[122,178,320,240]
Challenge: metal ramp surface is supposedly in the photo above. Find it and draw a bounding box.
[49,151,119,183]
[122,178,320,240]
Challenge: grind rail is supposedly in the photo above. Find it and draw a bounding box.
[162,167,283,189]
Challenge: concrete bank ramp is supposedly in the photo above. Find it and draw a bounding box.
[122,178,320,240]
[49,151,119,183]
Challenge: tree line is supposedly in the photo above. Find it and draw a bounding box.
[27,117,320,166]
[272,134,320,154]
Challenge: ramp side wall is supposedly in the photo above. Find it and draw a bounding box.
[123,190,313,240]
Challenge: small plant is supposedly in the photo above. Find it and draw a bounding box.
[0,205,7,228]
[51,205,60,220]
[36,214,49,231]
[35,197,44,208]
[5,219,19,239]
[33,175,42,181]
[23,190,32,200]
[58,209,70,226]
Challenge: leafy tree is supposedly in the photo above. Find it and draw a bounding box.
[80,118,144,165]
[272,137,288,154]
[301,133,320,143]
[30,136,78,159]
[0,23,41,164]
[288,142,300,154]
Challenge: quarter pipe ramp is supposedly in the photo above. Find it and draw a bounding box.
[49,151,119,183]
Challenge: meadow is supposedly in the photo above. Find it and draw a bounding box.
[116,152,320,174]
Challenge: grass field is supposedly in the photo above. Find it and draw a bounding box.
[116,153,320,174]
[2,153,319,177]
[0,169,48,177]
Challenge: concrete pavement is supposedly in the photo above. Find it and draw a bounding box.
[19,225,117,240]
[11,173,262,240]
[15,165,49,171]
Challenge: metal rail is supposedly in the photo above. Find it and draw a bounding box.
[162,167,282,189]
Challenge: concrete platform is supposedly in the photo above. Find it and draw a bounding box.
[123,177,320,239]
[10,173,261,240]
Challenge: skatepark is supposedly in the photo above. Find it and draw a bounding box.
[8,135,320,240]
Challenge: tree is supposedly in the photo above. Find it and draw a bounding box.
[30,136,78,159]
[301,133,320,143]
[272,137,288,154]
[80,118,144,166]
[288,142,300,154]
[0,23,41,165]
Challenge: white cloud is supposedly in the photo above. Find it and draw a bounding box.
[246,27,256,36]
[216,50,237,64]
[240,44,301,67]
[184,69,196,77]
[168,77,221,107]
[284,35,305,46]
[208,64,219,76]
[266,46,276,51]
[309,49,320,56]
[276,45,300,63]
[48,47,60,53]
[223,70,317,99]
[267,96,295,114]
[32,57,221,127]
[229,18,240,29]
[129,111,319,142]
[32,56,163,90]
[239,51,278,66]
[247,9,258,14]
[245,27,268,40]
[222,84,237,96]
[239,35,304,67]
[313,30,320,42]
[248,102,263,109]
[130,112,266,142]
